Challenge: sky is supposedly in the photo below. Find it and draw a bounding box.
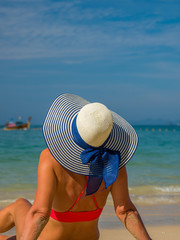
[0,0,180,125]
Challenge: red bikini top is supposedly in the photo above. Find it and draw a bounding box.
[50,177,103,222]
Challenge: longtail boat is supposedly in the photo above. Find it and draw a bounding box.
[4,117,31,130]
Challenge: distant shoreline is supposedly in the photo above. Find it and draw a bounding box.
[0,124,180,129]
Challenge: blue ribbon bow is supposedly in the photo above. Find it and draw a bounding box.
[72,116,120,195]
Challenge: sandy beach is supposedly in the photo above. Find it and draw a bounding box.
[100,225,179,240]
[98,201,180,240]
[4,225,180,240]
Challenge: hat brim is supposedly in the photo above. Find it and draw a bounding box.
[43,93,138,175]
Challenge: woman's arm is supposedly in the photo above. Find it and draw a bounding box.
[111,166,151,240]
[20,149,57,240]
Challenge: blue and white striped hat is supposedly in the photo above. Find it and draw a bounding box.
[43,93,138,194]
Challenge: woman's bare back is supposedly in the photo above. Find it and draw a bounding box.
[38,149,111,240]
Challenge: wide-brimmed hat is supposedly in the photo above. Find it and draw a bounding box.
[43,93,138,194]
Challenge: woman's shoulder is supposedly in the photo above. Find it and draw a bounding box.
[40,148,58,163]
[39,148,59,169]
[39,148,64,177]
[40,148,53,158]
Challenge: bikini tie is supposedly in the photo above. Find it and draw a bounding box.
[72,116,121,195]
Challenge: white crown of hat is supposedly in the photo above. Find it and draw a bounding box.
[76,102,113,147]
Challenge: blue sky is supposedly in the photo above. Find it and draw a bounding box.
[0,0,180,125]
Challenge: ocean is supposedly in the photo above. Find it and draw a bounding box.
[0,125,180,209]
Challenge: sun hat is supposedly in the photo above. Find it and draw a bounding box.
[43,93,138,195]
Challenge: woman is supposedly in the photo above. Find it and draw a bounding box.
[0,93,152,240]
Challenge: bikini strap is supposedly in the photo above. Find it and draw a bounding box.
[92,194,99,209]
[69,176,88,211]
[69,176,99,211]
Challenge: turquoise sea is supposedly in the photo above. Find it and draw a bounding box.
[0,125,180,209]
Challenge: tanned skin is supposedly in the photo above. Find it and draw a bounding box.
[0,148,151,240]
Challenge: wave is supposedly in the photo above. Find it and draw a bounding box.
[131,195,179,205]
[129,184,180,194]
[154,186,180,193]
[128,185,180,205]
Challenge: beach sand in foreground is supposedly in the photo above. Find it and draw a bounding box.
[3,225,180,239]
[99,202,180,239]
[100,225,179,240]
